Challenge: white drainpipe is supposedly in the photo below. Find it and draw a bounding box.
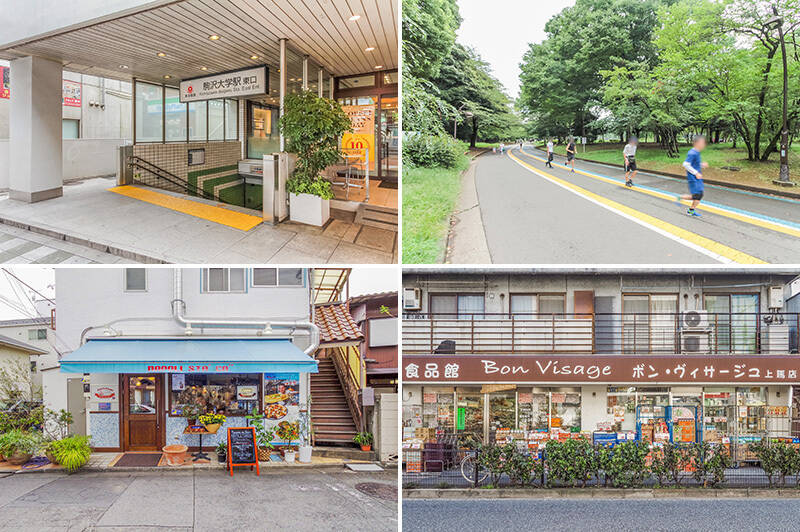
[170,269,320,356]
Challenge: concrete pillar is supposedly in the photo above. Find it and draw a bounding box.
[318,69,323,98]
[302,56,308,91]
[9,56,63,202]
[329,74,334,99]
[279,38,287,152]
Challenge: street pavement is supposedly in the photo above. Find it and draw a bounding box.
[0,468,397,531]
[403,498,800,532]
[0,224,132,264]
[460,145,800,264]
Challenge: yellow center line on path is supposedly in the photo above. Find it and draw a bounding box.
[109,185,262,231]
[505,150,766,264]
[517,149,800,239]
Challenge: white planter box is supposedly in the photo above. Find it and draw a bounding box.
[284,451,296,463]
[289,192,330,226]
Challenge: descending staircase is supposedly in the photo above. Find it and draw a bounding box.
[311,357,358,445]
[355,204,398,232]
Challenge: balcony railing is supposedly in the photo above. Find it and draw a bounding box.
[402,312,800,355]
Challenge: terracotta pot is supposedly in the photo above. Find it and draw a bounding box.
[7,452,31,466]
[360,445,372,452]
[162,444,188,467]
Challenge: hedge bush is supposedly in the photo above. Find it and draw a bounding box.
[403,133,466,168]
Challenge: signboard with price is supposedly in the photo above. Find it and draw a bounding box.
[341,104,375,170]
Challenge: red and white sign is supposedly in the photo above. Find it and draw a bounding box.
[0,66,9,99]
[93,387,116,400]
[62,79,81,107]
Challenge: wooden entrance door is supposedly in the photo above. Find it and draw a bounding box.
[122,375,164,451]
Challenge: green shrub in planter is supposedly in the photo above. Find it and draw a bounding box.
[544,438,596,487]
[593,444,613,487]
[751,440,800,488]
[279,91,351,199]
[403,133,466,168]
[49,435,91,473]
[501,444,539,487]
[476,444,504,487]
[606,441,648,488]
[704,445,733,487]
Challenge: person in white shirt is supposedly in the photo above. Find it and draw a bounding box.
[623,136,638,187]
[546,139,554,168]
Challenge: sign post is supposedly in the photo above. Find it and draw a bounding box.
[227,427,259,476]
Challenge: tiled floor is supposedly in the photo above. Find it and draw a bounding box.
[331,178,398,208]
[0,224,135,264]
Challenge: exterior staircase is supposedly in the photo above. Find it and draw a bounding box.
[311,357,358,446]
[355,203,397,232]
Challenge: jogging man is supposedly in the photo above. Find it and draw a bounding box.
[566,137,576,172]
[499,142,505,154]
[678,135,709,217]
[546,139,554,168]
[623,136,638,187]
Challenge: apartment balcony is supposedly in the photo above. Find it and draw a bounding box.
[402,312,800,355]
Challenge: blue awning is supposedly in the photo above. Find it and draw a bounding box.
[60,338,318,374]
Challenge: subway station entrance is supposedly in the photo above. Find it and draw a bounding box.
[0,0,398,234]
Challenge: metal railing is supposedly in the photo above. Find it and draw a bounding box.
[128,156,215,200]
[330,345,365,431]
[402,312,800,355]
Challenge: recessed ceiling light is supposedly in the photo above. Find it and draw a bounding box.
[250,55,259,60]
[365,47,375,52]
[349,14,360,21]
[209,34,220,40]
[120,65,129,69]
[200,66,208,71]
[157,52,166,57]
[164,75,171,79]
[374,65,383,69]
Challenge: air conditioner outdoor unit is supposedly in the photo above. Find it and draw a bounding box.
[763,324,790,354]
[681,331,711,354]
[681,310,709,330]
[403,287,422,311]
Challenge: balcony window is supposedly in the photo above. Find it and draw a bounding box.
[509,294,565,317]
[704,294,759,354]
[622,294,677,353]
[430,294,484,319]
[28,329,47,340]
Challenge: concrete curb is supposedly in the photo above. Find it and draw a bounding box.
[0,214,168,264]
[4,463,362,475]
[403,487,800,499]
[533,145,800,199]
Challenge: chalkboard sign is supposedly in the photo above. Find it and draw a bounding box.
[227,427,259,476]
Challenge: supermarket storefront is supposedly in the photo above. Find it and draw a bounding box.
[402,354,799,463]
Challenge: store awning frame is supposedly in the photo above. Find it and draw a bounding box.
[59,337,318,374]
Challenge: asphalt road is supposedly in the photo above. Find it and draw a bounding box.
[0,469,397,531]
[469,145,800,264]
[403,498,800,532]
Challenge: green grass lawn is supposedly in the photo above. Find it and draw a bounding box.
[402,154,470,264]
[549,142,799,190]
[474,141,499,149]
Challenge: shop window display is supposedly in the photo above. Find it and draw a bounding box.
[607,387,636,432]
[551,390,581,431]
[455,390,483,446]
[422,390,454,431]
[169,374,260,416]
[518,390,549,431]
[488,391,516,442]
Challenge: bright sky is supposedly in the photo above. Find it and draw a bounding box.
[0,267,396,320]
[456,0,576,98]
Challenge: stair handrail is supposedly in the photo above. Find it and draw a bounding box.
[329,346,364,432]
[128,155,215,200]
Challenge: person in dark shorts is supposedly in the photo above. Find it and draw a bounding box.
[546,139,554,167]
[566,137,576,172]
[677,135,709,217]
[623,136,638,187]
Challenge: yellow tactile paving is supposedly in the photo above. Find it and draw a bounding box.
[507,150,767,264]
[109,185,262,231]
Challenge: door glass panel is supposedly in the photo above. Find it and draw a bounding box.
[339,97,377,172]
[731,295,758,353]
[623,295,649,353]
[129,376,156,414]
[705,295,731,353]
[489,391,516,442]
[164,87,186,142]
[247,103,279,158]
[650,295,677,353]
[456,390,483,445]
[379,96,398,180]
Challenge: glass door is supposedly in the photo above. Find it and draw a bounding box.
[246,101,279,159]
[378,96,398,183]
[123,375,163,451]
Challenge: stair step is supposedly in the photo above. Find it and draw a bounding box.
[314,446,374,459]
[355,204,398,231]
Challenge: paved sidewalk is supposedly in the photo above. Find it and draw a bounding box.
[0,468,397,531]
[0,178,396,264]
[0,224,133,264]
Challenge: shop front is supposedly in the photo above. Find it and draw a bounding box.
[59,338,317,452]
[403,354,799,462]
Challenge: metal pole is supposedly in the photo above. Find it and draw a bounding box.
[279,38,287,152]
[318,69,323,98]
[777,19,790,184]
[302,55,309,91]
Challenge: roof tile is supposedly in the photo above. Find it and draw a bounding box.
[314,302,364,344]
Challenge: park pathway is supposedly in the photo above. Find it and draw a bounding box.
[455,145,800,264]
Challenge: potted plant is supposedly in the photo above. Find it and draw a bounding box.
[0,430,42,466]
[279,91,352,226]
[246,412,277,461]
[49,435,91,473]
[284,445,297,464]
[276,421,299,460]
[181,404,203,426]
[297,404,313,463]
[199,412,226,434]
[353,431,374,452]
[216,442,227,463]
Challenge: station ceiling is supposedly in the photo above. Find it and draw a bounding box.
[0,0,397,85]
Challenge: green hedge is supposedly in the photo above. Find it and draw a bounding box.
[403,133,466,168]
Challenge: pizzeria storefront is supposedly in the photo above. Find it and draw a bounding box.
[59,338,317,452]
[403,355,799,463]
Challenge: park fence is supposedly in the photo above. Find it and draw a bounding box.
[402,439,800,490]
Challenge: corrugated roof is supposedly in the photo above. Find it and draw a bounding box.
[314,303,364,345]
[0,334,49,355]
[0,317,51,327]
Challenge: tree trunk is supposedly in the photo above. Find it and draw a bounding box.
[753,47,779,160]
[470,116,478,148]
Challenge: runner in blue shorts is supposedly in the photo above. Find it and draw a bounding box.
[678,135,708,217]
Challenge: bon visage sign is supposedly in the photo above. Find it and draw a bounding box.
[180,66,268,102]
[403,354,800,385]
